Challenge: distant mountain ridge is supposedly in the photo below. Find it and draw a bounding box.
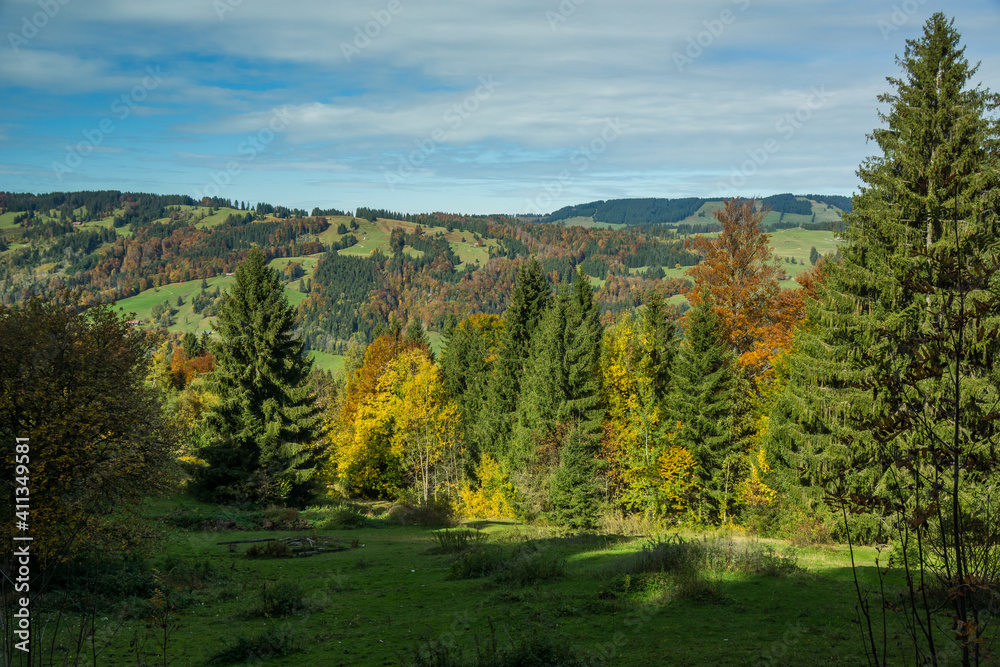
[538,194,852,226]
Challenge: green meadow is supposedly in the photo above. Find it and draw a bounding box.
[28,492,925,666]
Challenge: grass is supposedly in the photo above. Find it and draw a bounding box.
[113,273,308,335]
[25,489,934,666]
[308,349,345,374]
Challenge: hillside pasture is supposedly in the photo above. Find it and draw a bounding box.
[30,493,930,666]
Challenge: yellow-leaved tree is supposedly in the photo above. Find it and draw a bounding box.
[376,349,461,503]
[322,335,427,497]
[600,309,695,518]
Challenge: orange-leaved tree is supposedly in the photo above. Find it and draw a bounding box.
[686,197,804,382]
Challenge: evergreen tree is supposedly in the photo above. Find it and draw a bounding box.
[193,248,319,506]
[642,288,679,397]
[483,258,551,453]
[670,298,737,522]
[773,15,1000,662]
[769,13,1000,534]
[548,428,602,529]
[510,286,568,470]
[439,314,503,468]
[808,246,819,266]
[404,318,429,348]
[558,268,604,435]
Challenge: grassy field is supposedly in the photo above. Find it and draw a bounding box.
[309,349,345,374]
[29,492,933,666]
[562,216,628,230]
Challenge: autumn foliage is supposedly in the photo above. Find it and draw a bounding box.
[686,198,804,380]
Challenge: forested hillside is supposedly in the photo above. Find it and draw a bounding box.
[0,190,837,359]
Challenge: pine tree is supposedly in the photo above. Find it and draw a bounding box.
[770,15,1000,661]
[670,298,737,522]
[194,248,319,506]
[483,258,551,454]
[559,268,604,434]
[548,428,602,529]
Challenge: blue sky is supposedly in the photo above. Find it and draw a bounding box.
[1,0,998,214]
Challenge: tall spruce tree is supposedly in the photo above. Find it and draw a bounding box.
[194,248,319,506]
[510,286,568,470]
[768,15,1000,662]
[769,12,1000,524]
[670,297,737,522]
[559,268,604,434]
[483,258,551,455]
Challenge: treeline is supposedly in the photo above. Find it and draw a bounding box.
[538,195,850,226]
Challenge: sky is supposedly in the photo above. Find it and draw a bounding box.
[1,0,999,215]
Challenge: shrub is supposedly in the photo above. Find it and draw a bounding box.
[208,624,299,664]
[448,542,567,586]
[604,535,799,582]
[431,529,488,554]
[388,496,457,527]
[411,623,599,666]
[492,544,566,587]
[245,580,310,618]
[317,505,369,529]
[449,546,506,580]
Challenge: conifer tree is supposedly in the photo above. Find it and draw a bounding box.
[194,248,319,506]
[770,12,1000,519]
[670,297,737,522]
[559,268,604,434]
[769,15,1000,661]
[404,318,429,349]
[510,286,568,470]
[483,258,551,453]
[548,428,602,529]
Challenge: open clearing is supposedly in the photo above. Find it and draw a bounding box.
[32,493,925,666]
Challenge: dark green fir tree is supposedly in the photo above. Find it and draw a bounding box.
[194,248,319,507]
[767,14,1000,537]
[548,427,603,529]
[670,297,737,522]
[483,258,551,454]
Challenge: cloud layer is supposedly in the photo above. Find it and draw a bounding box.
[2,0,998,213]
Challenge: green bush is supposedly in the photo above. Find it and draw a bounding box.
[245,580,310,618]
[208,624,299,664]
[432,529,488,554]
[448,542,567,586]
[493,544,567,587]
[604,535,799,581]
[411,625,599,666]
[449,545,506,580]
